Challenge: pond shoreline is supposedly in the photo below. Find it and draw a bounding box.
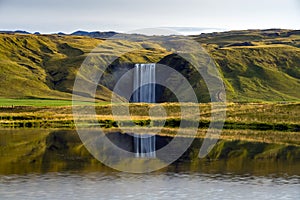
[0,103,299,130]
[1,102,299,174]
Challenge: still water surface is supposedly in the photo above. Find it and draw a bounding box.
[1,129,300,199]
[1,171,300,200]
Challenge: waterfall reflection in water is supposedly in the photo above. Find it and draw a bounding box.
[133,134,156,158]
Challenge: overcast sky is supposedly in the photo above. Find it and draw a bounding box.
[0,0,299,33]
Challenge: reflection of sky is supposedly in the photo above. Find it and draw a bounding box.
[0,0,299,33]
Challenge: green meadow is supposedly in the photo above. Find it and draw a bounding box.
[0,98,74,106]
[0,98,109,106]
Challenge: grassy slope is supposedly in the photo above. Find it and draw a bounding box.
[210,46,300,101]
[0,34,109,100]
[0,29,299,102]
[194,29,300,101]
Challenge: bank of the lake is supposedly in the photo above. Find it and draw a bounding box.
[1,102,299,174]
[0,102,299,131]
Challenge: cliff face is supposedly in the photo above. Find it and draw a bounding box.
[0,29,300,102]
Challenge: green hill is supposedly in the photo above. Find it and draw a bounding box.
[0,34,106,100]
[0,29,299,102]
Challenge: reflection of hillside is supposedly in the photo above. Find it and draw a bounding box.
[1,129,300,175]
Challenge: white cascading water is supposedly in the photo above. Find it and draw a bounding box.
[132,63,156,103]
[132,63,156,158]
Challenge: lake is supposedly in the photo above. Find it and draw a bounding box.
[0,129,300,199]
[0,171,300,200]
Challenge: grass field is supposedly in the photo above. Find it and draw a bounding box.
[0,98,73,106]
[0,100,299,132]
[0,98,110,106]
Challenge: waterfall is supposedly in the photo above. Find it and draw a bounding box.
[132,63,156,158]
[132,63,156,103]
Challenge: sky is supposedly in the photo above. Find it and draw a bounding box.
[0,0,299,34]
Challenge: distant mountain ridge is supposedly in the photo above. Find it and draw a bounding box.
[0,30,31,34]
[70,30,118,38]
[1,28,300,38]
[0,30,118,38]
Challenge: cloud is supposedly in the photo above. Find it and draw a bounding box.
[0,0,299,32]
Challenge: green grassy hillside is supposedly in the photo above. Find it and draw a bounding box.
[210,45,300,101]
[0,29,299,102]
[196,29,300,101]
[0,34,110,100]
